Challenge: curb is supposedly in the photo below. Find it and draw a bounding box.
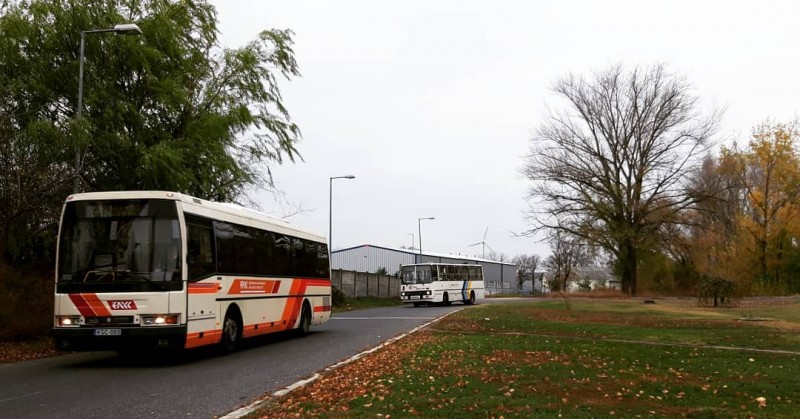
[219,308,463,418]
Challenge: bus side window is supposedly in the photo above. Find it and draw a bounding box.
[186,217,215,281]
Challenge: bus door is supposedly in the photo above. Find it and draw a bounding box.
[184,216,221,348]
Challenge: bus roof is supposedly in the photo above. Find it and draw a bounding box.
[65,191,326,243]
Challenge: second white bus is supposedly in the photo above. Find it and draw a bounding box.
[399,263,485,306]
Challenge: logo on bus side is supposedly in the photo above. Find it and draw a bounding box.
[108,300,137,310]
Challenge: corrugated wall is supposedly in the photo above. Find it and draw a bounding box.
[332,246,416,275]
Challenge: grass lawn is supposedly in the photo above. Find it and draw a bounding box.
[255,297,800,418]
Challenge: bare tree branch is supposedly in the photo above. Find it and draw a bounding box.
[523,64,721,295]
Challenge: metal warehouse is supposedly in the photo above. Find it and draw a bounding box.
[331,244,518,294]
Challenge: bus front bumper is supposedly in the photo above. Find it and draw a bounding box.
[52,325,187,352]
[400,292,433,303]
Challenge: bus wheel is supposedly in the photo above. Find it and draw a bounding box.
[296,302,312,337]
[221,309,242,354]
[466,290,476,305]
[442,293,450,306]
[413,302,421,307]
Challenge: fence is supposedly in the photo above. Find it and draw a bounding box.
[331,269,401,299]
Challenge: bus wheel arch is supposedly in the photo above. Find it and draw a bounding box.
[466,290,476,305]
[221,304,243,354]
[296,300,312,337]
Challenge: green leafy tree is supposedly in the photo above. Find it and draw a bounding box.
[0,0,302,336]
[0,0,301,257]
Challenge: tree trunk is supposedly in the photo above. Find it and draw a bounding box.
[759,238,768,284]
[620,243,638,296]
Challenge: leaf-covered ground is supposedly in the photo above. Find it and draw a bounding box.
[0,336,59,364]
[251,298,800,418]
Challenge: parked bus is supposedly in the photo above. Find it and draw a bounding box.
[53,191,331,354]
[399,263,485,306]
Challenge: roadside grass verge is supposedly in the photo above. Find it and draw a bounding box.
[450,300,800,351]
[333,296,403,313]
[255,298,800,418]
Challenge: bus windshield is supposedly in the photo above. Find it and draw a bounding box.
[400,265,433,285]
[57,199,183,292]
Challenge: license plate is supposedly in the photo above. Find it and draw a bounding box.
[94,328,122,336]
[410,295,420,299]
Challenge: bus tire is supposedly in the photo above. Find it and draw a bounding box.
[221,307,242,354]
[442,293,450,306]
[296,302,312,337]
[465,290,476,305]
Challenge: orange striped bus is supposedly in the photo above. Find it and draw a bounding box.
[53,191,331,354]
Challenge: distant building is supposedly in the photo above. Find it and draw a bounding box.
[541,266,620,293]
[331,244,518,294]
[517,271,546,294]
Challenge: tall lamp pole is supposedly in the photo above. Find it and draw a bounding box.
[75,23,143,193]
[329,175,356,252]
[418,217,435,255]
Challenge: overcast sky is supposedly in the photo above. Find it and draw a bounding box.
[212,0,799,259]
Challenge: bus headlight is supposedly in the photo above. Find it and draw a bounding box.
[56,315,81,327]
[140,314,180,326]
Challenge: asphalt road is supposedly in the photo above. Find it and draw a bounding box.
[0,303,472,418]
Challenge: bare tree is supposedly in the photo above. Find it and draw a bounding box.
[524,64,720,295]
[513,254,541,291]
[487,249,509,263]
[542,232,591,291]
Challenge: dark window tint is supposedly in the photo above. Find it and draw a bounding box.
[213,221,329,278]
[186,216,215,281]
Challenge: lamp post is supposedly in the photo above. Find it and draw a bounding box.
[329,175,356,252]
[75,23,143,193]
[417,217,435,254]
[407,233,415,249]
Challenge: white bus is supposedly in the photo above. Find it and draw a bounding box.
[399,263,485,306]
[52,191,331,354]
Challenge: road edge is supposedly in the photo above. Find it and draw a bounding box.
[219,308,464,419]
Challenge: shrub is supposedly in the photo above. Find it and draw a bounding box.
[0,268,53,341]
[331,286,347,308]
[698,274,740,307]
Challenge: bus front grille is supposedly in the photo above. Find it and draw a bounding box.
[85,316,135,325]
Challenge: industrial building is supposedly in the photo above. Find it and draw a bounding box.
[331,244,518,294]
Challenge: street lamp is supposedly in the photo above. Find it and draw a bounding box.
[74,23,143,193]
[329,175,356,252]
[418,217,435,254]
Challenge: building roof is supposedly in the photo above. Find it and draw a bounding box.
[332,243,516,267]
